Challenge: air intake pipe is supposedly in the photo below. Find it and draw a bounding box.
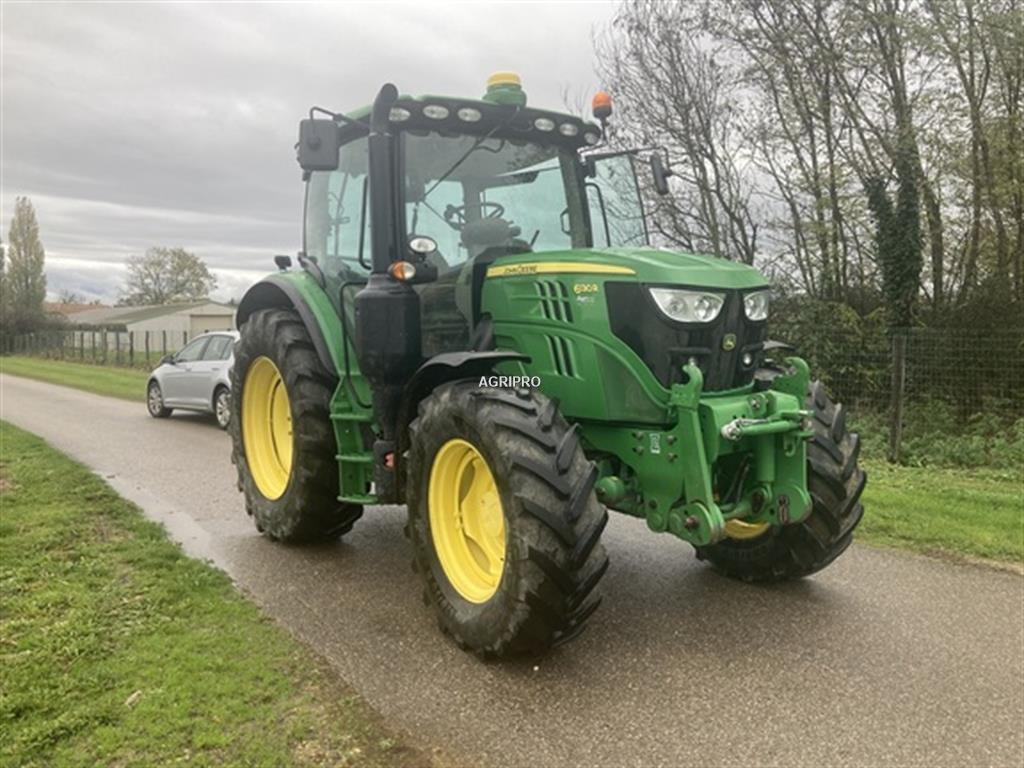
[355,84,421,484]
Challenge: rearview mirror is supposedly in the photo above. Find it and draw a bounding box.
[160,354,176,366]
[297,119,341,171]
[651,153,673,196]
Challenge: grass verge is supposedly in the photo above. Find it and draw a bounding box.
[1,357,149,402]
[859,459,1023,565]
[0,422,434,767]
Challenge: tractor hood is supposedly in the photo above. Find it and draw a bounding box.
[485,247,770,291]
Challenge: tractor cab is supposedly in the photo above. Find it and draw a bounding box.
[301,74,657,354]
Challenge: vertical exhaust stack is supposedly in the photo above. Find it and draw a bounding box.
[355,84,421,498]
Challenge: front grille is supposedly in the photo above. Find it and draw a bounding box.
[605,283,766,391]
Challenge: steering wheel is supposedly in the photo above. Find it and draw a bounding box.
[443,201,506,231]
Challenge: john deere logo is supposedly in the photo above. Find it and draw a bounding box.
[722,334,737,351]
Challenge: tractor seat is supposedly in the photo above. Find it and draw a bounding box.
[461,217,521,255]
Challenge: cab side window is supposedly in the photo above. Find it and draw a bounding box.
[587,155,648,247]
[176,337,209,363]
[304,137,371,277]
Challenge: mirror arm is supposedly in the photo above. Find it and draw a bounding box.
[309,105,369,132]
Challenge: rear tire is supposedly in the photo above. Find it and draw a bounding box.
[406,381,609,658]
[696,379,866,581]
[230,307,362,543]
[147,381,172,418]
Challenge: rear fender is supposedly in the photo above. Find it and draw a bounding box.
[398,351,531,431]
[236,273,345,377]
[395,350,530,492]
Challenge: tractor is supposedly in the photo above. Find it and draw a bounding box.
[229,74,866,657]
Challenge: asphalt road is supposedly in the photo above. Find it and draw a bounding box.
[3,373,1023,768]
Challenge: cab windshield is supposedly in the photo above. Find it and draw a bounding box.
[302,131,650,282]
[402,132,582,271]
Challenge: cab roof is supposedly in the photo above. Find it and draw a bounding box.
[338,93,601,151]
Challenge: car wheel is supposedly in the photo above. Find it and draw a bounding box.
[147,381,172,418]
[214,387,231,430]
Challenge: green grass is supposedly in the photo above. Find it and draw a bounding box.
[0,422,433,767]
[859,459,1023,564]
[1,357,149,402]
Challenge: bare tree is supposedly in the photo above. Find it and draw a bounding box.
[595,0,760,265]
[598,0,1022,313]
[119,247,217,306]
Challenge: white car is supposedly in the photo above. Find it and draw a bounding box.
[146,330,240,429]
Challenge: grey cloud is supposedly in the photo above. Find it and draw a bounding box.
[2,1,613,301]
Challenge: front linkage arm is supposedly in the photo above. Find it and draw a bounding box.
[590,358,814,548]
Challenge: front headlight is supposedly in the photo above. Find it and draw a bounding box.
[649,288,725,323]
[743,289,770,321]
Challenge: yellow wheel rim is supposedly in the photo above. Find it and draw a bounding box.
[725,519,770,540]
[241,356,293,500]
[428,439,506,603]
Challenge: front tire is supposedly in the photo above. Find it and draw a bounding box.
[406,381,609,657]
[230,307,362,543]
[696,380,866,581]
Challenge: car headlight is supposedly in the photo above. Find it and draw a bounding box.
[743,289,770,321]
[649,288,725,323]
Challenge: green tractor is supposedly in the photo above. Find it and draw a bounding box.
[230,73,865,657]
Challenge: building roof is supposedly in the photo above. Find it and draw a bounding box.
[68,301,235,327]
[44,302,108,316]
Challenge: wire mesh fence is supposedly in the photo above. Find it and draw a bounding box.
[4,324,1023,464]
[776,327,1024,416]
[769,325,1024,466]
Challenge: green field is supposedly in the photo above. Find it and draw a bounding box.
[0,422,433,767]
[1,356,148,402]
[859,460,1022,564]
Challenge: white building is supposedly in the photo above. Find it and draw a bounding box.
[66,301,236,337]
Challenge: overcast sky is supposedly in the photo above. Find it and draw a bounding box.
[1,1,615,303]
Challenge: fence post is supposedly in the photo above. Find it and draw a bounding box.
[162,330,167,357]
[145,331,150,366]
[888,329,908,463]
[183,330,188,347]
[129,331,134,367]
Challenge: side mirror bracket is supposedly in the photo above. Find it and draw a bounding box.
[651,152,673,196]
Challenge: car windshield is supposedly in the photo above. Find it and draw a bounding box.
[403,132,576,269]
